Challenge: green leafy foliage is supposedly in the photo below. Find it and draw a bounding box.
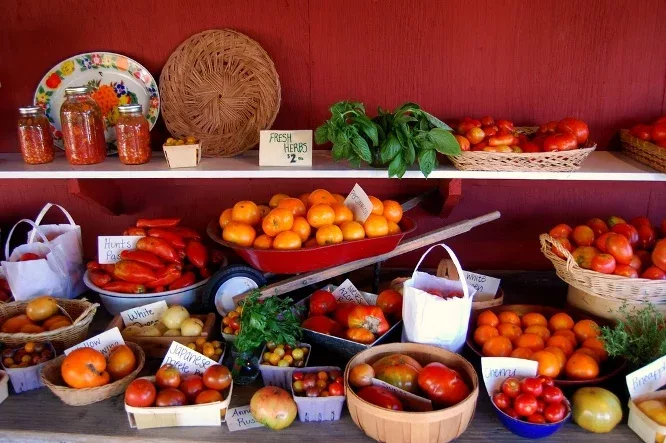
[315,101,461,178]
[600,302,666,369]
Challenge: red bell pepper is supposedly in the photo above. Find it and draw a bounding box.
[136,237,181,264]
[119,250,165,269]
[113,260,158,284]
[185,240,208,268]
[168,272,196,290]
[148,228,186,249]
[136,218,181,228]
[102,281,146,294]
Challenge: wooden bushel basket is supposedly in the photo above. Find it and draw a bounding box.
[344,343,478,443]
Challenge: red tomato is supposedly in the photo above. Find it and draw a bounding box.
[480,116,495,126]
[552,238,574,259]
[19,253,41,261]
[642,266,666,280]
[538,375,555,387]
[572,225,595,246]
[614,264,639,278]
[496,119,514,132]
[155,388,187,407]
[536,399,546,414]
[537,121,558,136]
[520,377,543,397]
[426,289,446,298]
[471,142,486,151]
[544,402,567,423]
[652,239,666,271]
[482,126,497,137]
[635,250,653,270]
[454,135,470,151]
[586,218,609,237]
[417,362,471,406]
[493,392,511,410]
[125,378,157,407]
[514,393,538,417]
[527,414,547,424]
[309,290,337,316]
[328,382,344,396]
[488,134,515,146]
[357,386,403,410]
[292,371,304,381]
[202,364,231,391]
[542,386,564,404]
[556,118,589,144]
[631,216,652,228]
[629,124,653,141]
[549,224,572,239]
[652,122,666,141]
[503,407,519,419]
[301,315,343,336]
[606,233,634,265]
[595,232,613,253]
[572,246,599,269]
[543,133,577,152]
[657,139,666,148]
[333,302,357,326]
[629,255,642,271]
[501,377,521,398]
[466,127,486,145]
[376,289,403,320]
[521,141,541,153]
[635,224,657,250]
[591,254,616,274]
[180,375,205,402]
[607,216,627,228]
[611,223,639,247]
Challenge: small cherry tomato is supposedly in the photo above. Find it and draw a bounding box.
[493,392,511,410]
[514,393,538,417]
[538,375,555,387]
[501,377,521,398]
[542,386,564,404]
[536,399,546,414]
[544,402,567,423]
[520,377,543,397]
[527,413,546,424]
[503,407,519,419]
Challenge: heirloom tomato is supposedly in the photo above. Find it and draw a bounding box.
[572,387,622,433]
[61,348,110,389]
[348,306,389,335]
[155,388,187,407]
[250,386,297,430]
[203,364,231,390]
[309,290,337,316]
[180,375,205,402]
[357,386,403,411]
[572,246,599,269]
[417,362,471,406]
[107,344,137,380]
[372,354,422,394]
[301,315,342,336]
[376,289,403,320]
[349,363,374,388]
[345,327,375,344]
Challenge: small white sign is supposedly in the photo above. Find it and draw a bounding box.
[332,279,368,305]
[161,341,217,376]
[344,183,373,223]
[97,236,143,264]
[259,130,313,167]
[481,357,538,396]
[464,272,501,302]
[626,355,666,399]
[65,327,125,357]
[120,300,168,327]
[371,378,433,412]
[225,405,265,432]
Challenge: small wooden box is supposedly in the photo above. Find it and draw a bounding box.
[163,143,201,168]
[629,392,666,443]
[106,313,216,358]
[125,376,233,429]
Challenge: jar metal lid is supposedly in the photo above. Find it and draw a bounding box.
[18,106,43,115]
[64,86,90,95]
[118,104,143,113]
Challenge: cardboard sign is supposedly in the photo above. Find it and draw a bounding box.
[464,272,501,302]
[161,341,217,376]
[65,327,125,357]
[225,405,265,432]
[371,378,433,412]
[332,279,368,305]
[97,236,143,264]
[120,300,168,327]
[481,357,538,396]
[259,130,313,167]
[344,183,373,223]
[626,355,666,399]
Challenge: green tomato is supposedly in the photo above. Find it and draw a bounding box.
[572,387,622,433]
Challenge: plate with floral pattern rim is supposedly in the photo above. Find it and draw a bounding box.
[34,52,159,154]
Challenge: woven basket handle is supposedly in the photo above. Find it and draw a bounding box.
[71,302,99,325]
[436,259,459,280]
[539,233,578,272]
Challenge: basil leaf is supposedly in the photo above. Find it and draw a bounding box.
[351,135,372,162]
[421,111,452,130]
[404,138,416,164]
[352,115,379,146]
[395,102,421,113]
[314,124,329,144]
[393,114,417,126]
[395,124,410,147]
[428,128,461,155]
[388,154,407,178]
[380,133,401,164]
[418,149,437,177]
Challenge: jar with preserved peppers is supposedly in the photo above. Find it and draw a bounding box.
[17,106,55,164]
[60,86,107,165]
[116,104,151,165]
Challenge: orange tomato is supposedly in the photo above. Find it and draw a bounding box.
[363,214,389,238]
[498,311,521,326]
[291,217,312,242]
[581,337,608,362]
[387,221,401,235]
[307,204,335,228]
[546,336,575,357]
[304,238,319,248]
[382,200,403,223]
[474,325,499,346]
[218,208,232,229]
[510,347,533,359]
[574,348,601,363]
[316,225,343,246]
[61,348,110,388]
[0,314,36,333]
[331,203,353,225]
[544,346,567,370]
[269,193,290,208]
[564,352,599,380]
[531,350,561,377]
[553,329,577,347]
[340,221,366,241]
[497,323,522,341]
[368,196,384,215]
[482,336,513,357]
[522,312,548,328]
[277,198,306,217]
[513,333,545,352]
[253,234,273,249]
[573,319,600,343]
[299,193,311,207]
[273,231,302,250]
[257,205,271,218]
[477,310,499,328]
[231,201,260,225]
[262,208,294,236]
[307,189,335,207]
[332,193,346,204]
[222,222,256,247]
[548,312,574,331]
[524,325,551,342]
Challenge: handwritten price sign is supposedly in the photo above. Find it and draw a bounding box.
[259,130,313,167]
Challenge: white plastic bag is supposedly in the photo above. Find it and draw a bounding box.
[2,204,85,300]
[401,244,476,352]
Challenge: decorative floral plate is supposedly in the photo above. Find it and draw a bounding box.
[34,52,159,153]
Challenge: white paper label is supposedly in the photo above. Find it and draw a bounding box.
[344,183,373,223]
[225,405,265,432]
[97,236,143,264]
[259,130,313,167]
[65,327,125,357]
[481,357,538,396]
[332,279,368,305]
[626,355,666,399]
[161,341,218,376]
[371,378,433,412]
[120,300,168,327]
[464,272,501,302]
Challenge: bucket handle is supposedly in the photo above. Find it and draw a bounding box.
[412,244,469,300]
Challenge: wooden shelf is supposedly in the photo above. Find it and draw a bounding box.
[0,151,663,181]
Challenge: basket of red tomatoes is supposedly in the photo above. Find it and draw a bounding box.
[621,116,666,173]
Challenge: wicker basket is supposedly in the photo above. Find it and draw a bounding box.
[0,299,98,351]
[540,233,666,302]
[160,29,281,158]
[620,129,666,173]
[40,342,145,406]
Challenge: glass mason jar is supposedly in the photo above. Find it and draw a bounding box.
[116,104,151,165]
[60,86,107,165]
[229,345,260,385]
[17,106,55,165]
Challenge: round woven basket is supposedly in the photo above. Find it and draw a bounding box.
[540,233,666,302]
[160,29,281,157]
[0,299,98,351]
[446,127,596,172]
[620,129,666,173]
[40,342,145,406]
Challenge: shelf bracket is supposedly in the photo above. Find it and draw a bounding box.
[439,178,462,218]
[67,179,123,216]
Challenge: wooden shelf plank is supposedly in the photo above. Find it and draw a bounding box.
[0,151,663,181]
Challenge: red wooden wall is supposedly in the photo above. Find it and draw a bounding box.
[1,0,665,270]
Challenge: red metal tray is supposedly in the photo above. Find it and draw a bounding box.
[207,217,416,274]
